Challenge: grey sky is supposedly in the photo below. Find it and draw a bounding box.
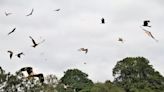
[0,0,164,82]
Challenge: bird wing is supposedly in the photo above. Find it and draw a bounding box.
[29,36,37,45]
[26,9,34,16]
[140,26,158,42]
[38,39,45,45]
[55,9,60,11]
[8,28,16,35]
[85,49,88,54]
[101,18,105,23]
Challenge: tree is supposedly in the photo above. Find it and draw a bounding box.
[56,69,93,92]
[88,81,125,92]
[113,57,164,92]
[0,66,58,92]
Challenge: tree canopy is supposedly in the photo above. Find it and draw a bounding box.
[0,56,164,92]
[113,57,164,92]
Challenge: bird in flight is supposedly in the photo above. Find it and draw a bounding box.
[7,50,13,59]
[118,38,124,43]
[8,28,16,35]
[54,9,60,11]
[101,18,105,24]
[5,12,12,16]
[26,8,34,16]
[29,36,45,48]
[16,52,24,58]
[140,27,158,42]
[28,73,44,83]
[78,48,88,54]
[143,20,151,27]
[20,67,34,76]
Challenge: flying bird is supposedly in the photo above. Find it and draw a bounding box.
[8,28,16,35]
[26,8,34,16]
[5,12,12,16]
[54,9,60,11]
[101,18,105,24]
[29,36,45,48]
[28,73,44,83]
[16,52,24,58]
[7,50,13,59]
[118,38,124,43]
[140,27,158,42]
[20,67,33,76]
[143,20,151,27]
[78,48,88,54]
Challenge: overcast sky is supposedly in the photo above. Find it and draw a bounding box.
[0,0,164,82]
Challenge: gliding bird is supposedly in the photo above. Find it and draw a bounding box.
[7,50,13,59]
[29,36,45,48]
[26,8,34,16]
[118,38,124,43]
[16,52,24,58]
[78,48,88,54]
[5,12,12,16]
[8,27,16,35]
[54,9,60,11]
[101,18,105,24]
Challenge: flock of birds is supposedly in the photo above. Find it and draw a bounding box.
[2,8,159,84]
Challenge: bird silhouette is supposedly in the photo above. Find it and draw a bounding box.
[118,38,124,43]
[143,20,151,27]
[7,50,13,59]
[54,9,60,11]
[16,52,24,58]
[28,73,44,83]
[29,36,45,48]
[8,28,16,35]
[5,12,12,16]
[140,27,158,42]
[101,18,105,24]
[78,48,88,54]
[20,67,33,76]
[26,8,34,16]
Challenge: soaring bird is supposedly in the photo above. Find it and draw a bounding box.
[118,38,124,43]
[54,9,60,11]
[8,28,16,35]
[140,27,158,42]
[16,52,24,58]
[143,20,151,27]
[5,12,12,16]
[28,73,44,83]
[29,36,45,48]
[78,48,88,54]
[20,67,33,76]
[101,18,105,24]
[7,50,13,59]
[26,8,34,16]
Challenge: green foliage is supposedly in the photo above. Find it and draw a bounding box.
[89,81,125,92]
[0,56,164,92]
[56,69,93,92]
[113,57,164,92]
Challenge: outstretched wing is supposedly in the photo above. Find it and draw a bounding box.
[140,26,158,42]
[29,36,37,45]
[26,8,34,16]
[8,28,16,35]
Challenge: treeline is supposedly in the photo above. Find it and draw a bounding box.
[0,57,164,92]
